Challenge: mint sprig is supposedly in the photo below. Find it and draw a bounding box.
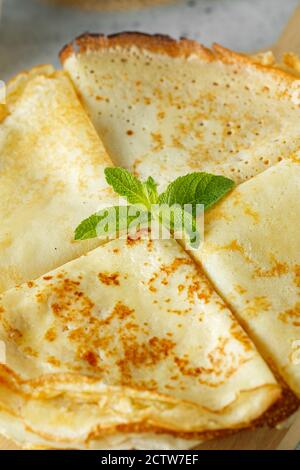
[75,168,234,248]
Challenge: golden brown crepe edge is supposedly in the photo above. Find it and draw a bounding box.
[0,383,281,447]
[59,32,300,83]
[0,364,280,420]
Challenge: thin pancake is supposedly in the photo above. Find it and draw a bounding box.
[0,408,200,449]
[61,33,300,190]
[0,65,117,292]
[0,238,280,448]
[191,159,300,399]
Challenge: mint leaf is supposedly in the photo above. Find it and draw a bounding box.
[158,173,234,212]
[75,213,104,240]
[105,168,152,209]
[75,205,150,241]
[143,176,158,204]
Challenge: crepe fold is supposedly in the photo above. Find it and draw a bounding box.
[61,33,300,191]
[191,160,300,400]
[0,65,118,293]
[0,238,279,449]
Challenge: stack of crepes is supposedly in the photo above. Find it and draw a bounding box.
[1,33,300,449]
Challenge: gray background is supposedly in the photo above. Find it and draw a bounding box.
[0,0,299,80]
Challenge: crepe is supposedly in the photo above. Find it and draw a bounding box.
[0,409,200,450]
[252,51,300,78]
[0,65,117,293]
[0,238,279,449]
[61,33,300,191]
[191,159,300,399]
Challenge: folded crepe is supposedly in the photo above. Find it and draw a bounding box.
[0,65,117,293]
[61,33,300,191]
[0,238,280,449]
[190,159,300,399]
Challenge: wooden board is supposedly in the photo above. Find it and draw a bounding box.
[43,0,175,11]
[1,1,300,452]
[272,3,300,59]
[198,419,300,451]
